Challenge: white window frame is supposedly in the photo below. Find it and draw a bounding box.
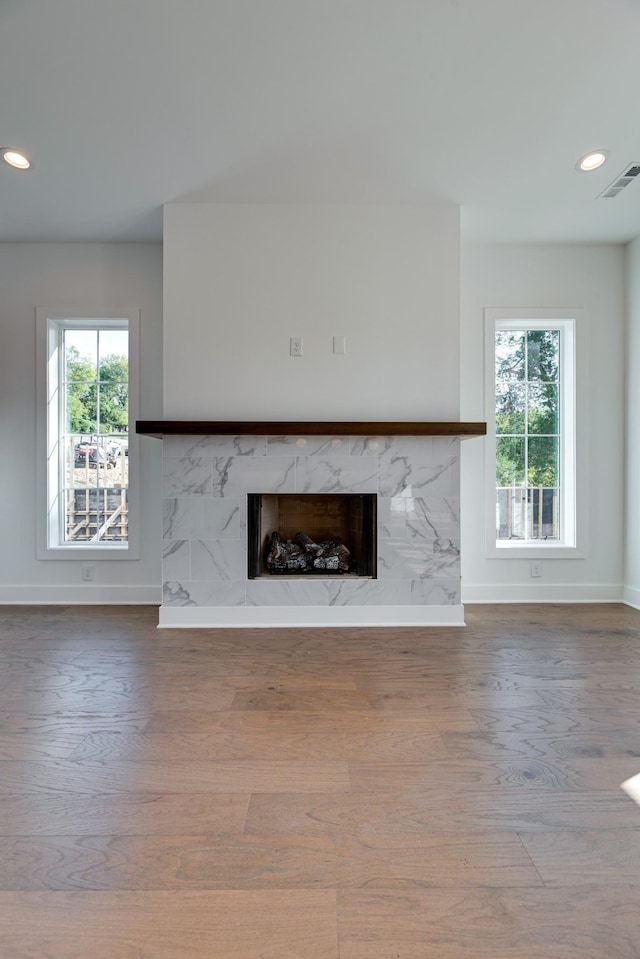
[36,308,140,560]
[484,308,587,559]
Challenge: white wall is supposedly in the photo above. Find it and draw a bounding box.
[163,204,460,420]
[5,231,628,607]
[461,242,625,602]
[0,243,163,603]
[624,237,640,608]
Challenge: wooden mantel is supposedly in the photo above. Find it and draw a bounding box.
[136,420,486,438]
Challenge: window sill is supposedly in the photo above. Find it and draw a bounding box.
[38,544,138,561]
[487,542,585,560]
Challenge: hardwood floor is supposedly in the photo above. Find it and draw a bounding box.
[1,603,640,957]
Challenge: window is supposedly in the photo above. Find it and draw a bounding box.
[37,310,140,558]
[484,310,581,557]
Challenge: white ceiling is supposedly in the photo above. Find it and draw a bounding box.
[1,0,640,244]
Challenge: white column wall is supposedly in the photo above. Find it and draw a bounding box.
[163,203,460,420]
[0,243,163,603]
[161,203,463,626]
[460,242,625,602]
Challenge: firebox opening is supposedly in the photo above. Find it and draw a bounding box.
[247,493,377,579]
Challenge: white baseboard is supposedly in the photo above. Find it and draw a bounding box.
[4,583,635,613]
[462,583,623,604]
[623,585,640,610]
[0,585,161,605]
[158,604,466,628]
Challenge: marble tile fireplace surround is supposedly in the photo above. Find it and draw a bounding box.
[137,421,485,628]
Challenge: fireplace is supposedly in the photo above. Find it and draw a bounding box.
[141,423,484,627]
[247,493,377,579]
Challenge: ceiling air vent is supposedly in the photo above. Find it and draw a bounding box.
[598,163,640,199]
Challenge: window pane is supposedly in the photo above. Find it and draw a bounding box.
[494,319,573,548]
[496,380,526,434]
[66,383,97,432]
[98,329,128,367]
[97,381,128,435]
[97,488,128,541]
[65,330,97,381]
[56,322,130,546]
[496,435,525,487]
[527,487,559,541]
[496,486,528,540]
[527,330,559,381]
[527,382,559,434]
[68,434,105,485]
[64,487,128,542]
[108,434,129,490]
[496,331,525,379]
[528,435,559,487]
[63,426,129,543]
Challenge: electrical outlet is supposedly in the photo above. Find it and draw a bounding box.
[530,561,543,579]
[81,565,95,582]
[290,337,303,357]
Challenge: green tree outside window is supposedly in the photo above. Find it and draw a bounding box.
[65,345,128,434]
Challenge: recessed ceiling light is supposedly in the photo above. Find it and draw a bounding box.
[1,148,31,170]
[576,150,608,172]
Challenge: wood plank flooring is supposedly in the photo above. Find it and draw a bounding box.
[1,603,640,957]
